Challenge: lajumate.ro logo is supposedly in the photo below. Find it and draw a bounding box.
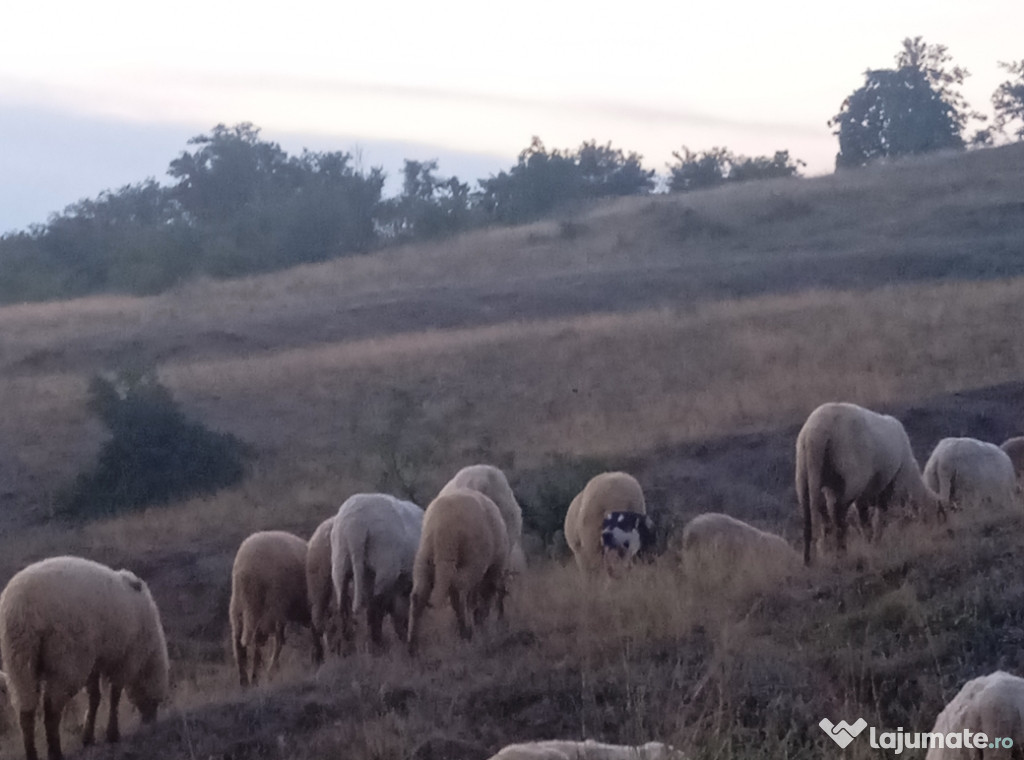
[819,717,1015,754]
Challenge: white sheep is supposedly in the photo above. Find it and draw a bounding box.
[330,493,424,651]
[439,464,526,572]
[680,512,800,594]
[306,516,336,660]
[795,402,945,564]
[564,472,646,575]
[487,740,685,760]
[0,556,169,760]
[923,437,1020,512]
[230,530,316,687]
[1001,437,1024,482]
[407,488,508,655]
[926,671,1024,759]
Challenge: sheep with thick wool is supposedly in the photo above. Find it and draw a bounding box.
[230,530,316,687]
[923,437,1020,512]
[1001,437,1024,482]
[407,488,508,655]
[0,556,169,760]
[306,516,337,660]
[564,472,646,575]
[681,512,799,594]
[795,402,945,564]
[330,493,423,651]
[925,671,1024,759]
[487,740,685,760]
[439,464,526,573]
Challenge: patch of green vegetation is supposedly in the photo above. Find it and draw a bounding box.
[58,368,251,519]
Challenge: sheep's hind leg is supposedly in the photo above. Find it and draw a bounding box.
[105,683,122,743]
[43,696,64,760]
[82,671,101,745]
[19,709,39,760]
[267,624,286,676]
[450,588,472,641]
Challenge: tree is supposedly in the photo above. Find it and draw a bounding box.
[830,37,980,169]
[667,147,803,192]
[167,122,293,224]
[993,60,1024,141]
[381,160,472,240]
[478,137,654,224]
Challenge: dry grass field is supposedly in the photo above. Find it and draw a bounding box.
[1,144,1024,759]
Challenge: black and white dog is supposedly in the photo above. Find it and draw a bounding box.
[601,511,656,566]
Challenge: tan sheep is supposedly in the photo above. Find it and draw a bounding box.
[330,493,423,652]
[795,402,945,564]
[230,530,316,687]
[305,516,336,660]
[487,740,685,760]
[564,472,646,575]
[926,671,1024,759]
[407,488,508,655]
[923,437,1020,512]
[0,556,169,760]
[681,512,800,594]
[439,464,526,572]
[1001,436,1024,482]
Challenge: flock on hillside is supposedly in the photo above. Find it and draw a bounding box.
[0,401,1023,760]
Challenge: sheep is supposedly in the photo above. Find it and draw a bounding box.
[487,740,685,760]
[407,488,508,655]
[0,556,169,760]
[1001,436,1024,481]
[923,437,1020,512]
[564,472,646,575]
[306,516,336,660]
[439,464,526,572]
[330,493,424,652]
[680,512,800,594]
[795,402,945,564]
[925,671,1024,759]
[230,530,316,687]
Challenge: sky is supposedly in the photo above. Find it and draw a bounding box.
[1,0,1022,234]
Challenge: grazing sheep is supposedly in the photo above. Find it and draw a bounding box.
[330,493,424,651]
[230,530,316,687]
[923,437,1020,512]
[795,402,945,564]
[407,488,508,655]
[564,472,646,574]
[0,556,169,760]
[681,513,799,594]
[306,516,336,660]
[926,671,1024,759]
[1001,437,1024,481]
[439,464,526,572]
[487,740,685,760]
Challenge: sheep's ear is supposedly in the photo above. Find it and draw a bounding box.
[119,569,144,592]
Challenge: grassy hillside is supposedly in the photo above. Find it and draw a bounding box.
[1,144,1023,759]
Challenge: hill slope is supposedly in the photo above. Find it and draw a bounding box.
[0,145,1023,759]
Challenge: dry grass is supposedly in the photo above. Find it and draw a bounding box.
[1,145,1024,758]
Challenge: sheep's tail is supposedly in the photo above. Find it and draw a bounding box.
[0,626,44,711]
[350,530,370,614]
[432,558,458,607]
[796,432,822,566]
[795,436,809,565]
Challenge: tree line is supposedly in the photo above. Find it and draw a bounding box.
[1,38,1022,305]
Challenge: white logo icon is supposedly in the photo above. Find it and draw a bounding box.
[820,718,868,748]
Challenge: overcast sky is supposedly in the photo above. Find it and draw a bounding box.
[1,0,1021,233]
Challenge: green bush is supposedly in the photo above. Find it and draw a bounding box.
[58,369,251,519]
[513,453,614,545]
